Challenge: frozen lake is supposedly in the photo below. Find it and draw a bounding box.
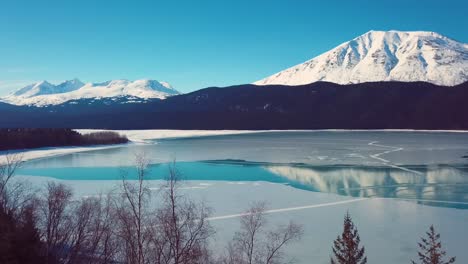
[22,130,468,166]
[14,131,468,263]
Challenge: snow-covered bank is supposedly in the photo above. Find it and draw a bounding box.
[0,144,124,163]
[3,129,468,164]
[77,129,468,143]
[0,130,266,163]
[76,129,268,143]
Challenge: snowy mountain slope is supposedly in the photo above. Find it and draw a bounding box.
[12,79,85,98]
[255,30,468,86]
[2,79,179,106]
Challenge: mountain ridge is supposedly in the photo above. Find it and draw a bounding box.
[255,30,468,86]
[1,79,179,106]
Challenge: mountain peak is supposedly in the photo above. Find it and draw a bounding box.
[159,81,173,89]
[56,79,85,92]
[255,30,468,86]
[362,30,442,37]
[2,79,179,106]
[12,80,55,97]
[37,80,51,85]
[66,78,84,84]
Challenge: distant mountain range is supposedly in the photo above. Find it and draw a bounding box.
[1,79,179,106]
[2,31,467,108]
[255,31,468,86]
[1,81,467,130]
[0,30,467,130]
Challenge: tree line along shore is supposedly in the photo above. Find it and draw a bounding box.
[0,128,128,151]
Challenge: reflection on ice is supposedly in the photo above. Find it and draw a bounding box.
[16,131,468,209]
[9,131,468,263]
[18,159,468,209]
[265,164,468,208]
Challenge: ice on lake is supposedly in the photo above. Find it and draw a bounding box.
[19,131,468,167]
[14,131,468,264]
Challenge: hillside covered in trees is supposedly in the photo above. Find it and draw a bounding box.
[0,128,128,151]
[1,81,468,130]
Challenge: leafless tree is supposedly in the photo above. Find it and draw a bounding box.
[39,182,74,263]
[114,153,152,264]
[111,155,216,264]
[67,194,119,264]
[86,194,119,264]
[221,202,303,264]
[231,202,267,264]
[263,222,303,264]
[1,151,304,264]
[149,161,214,264]
[0,153,23,194]
[39,182,119,264]
[0,153,32,213]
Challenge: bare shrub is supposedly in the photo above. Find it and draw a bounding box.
[149,162,214,264]
[114,153,152,264]
[221,202,303,264]
[67,195,118,264]
[38,182,118,264]
[39,182,74,263]
[0,153,28,211]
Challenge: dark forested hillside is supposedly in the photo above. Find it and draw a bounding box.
[0,81,467,130]
[0,128,128,151]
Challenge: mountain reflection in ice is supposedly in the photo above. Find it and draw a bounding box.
[17,159,468,208]
[265,164,468,208]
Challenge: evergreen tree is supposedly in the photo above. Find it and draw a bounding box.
[412,225,455,264]
[330,212,367,264]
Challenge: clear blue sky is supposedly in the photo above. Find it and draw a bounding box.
[1,0,467,95]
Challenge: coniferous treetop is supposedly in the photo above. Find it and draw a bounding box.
[330,212,367,264]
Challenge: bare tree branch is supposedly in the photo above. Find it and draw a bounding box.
[0,152,24,207]
[222,202,303,264]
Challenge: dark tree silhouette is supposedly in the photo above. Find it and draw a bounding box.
[412,225,456,264]
[0,128,128,151]
[330,212,367,264]
[0,153,44,264]
[0,198,44,264]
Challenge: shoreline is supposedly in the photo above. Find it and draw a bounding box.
[77,128,468,136]
[0,144,127,163]
[3,128,468,163]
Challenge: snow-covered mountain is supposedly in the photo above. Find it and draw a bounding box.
[2,79,179,106]
[255,30,468,86]
[12,79,84,98]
